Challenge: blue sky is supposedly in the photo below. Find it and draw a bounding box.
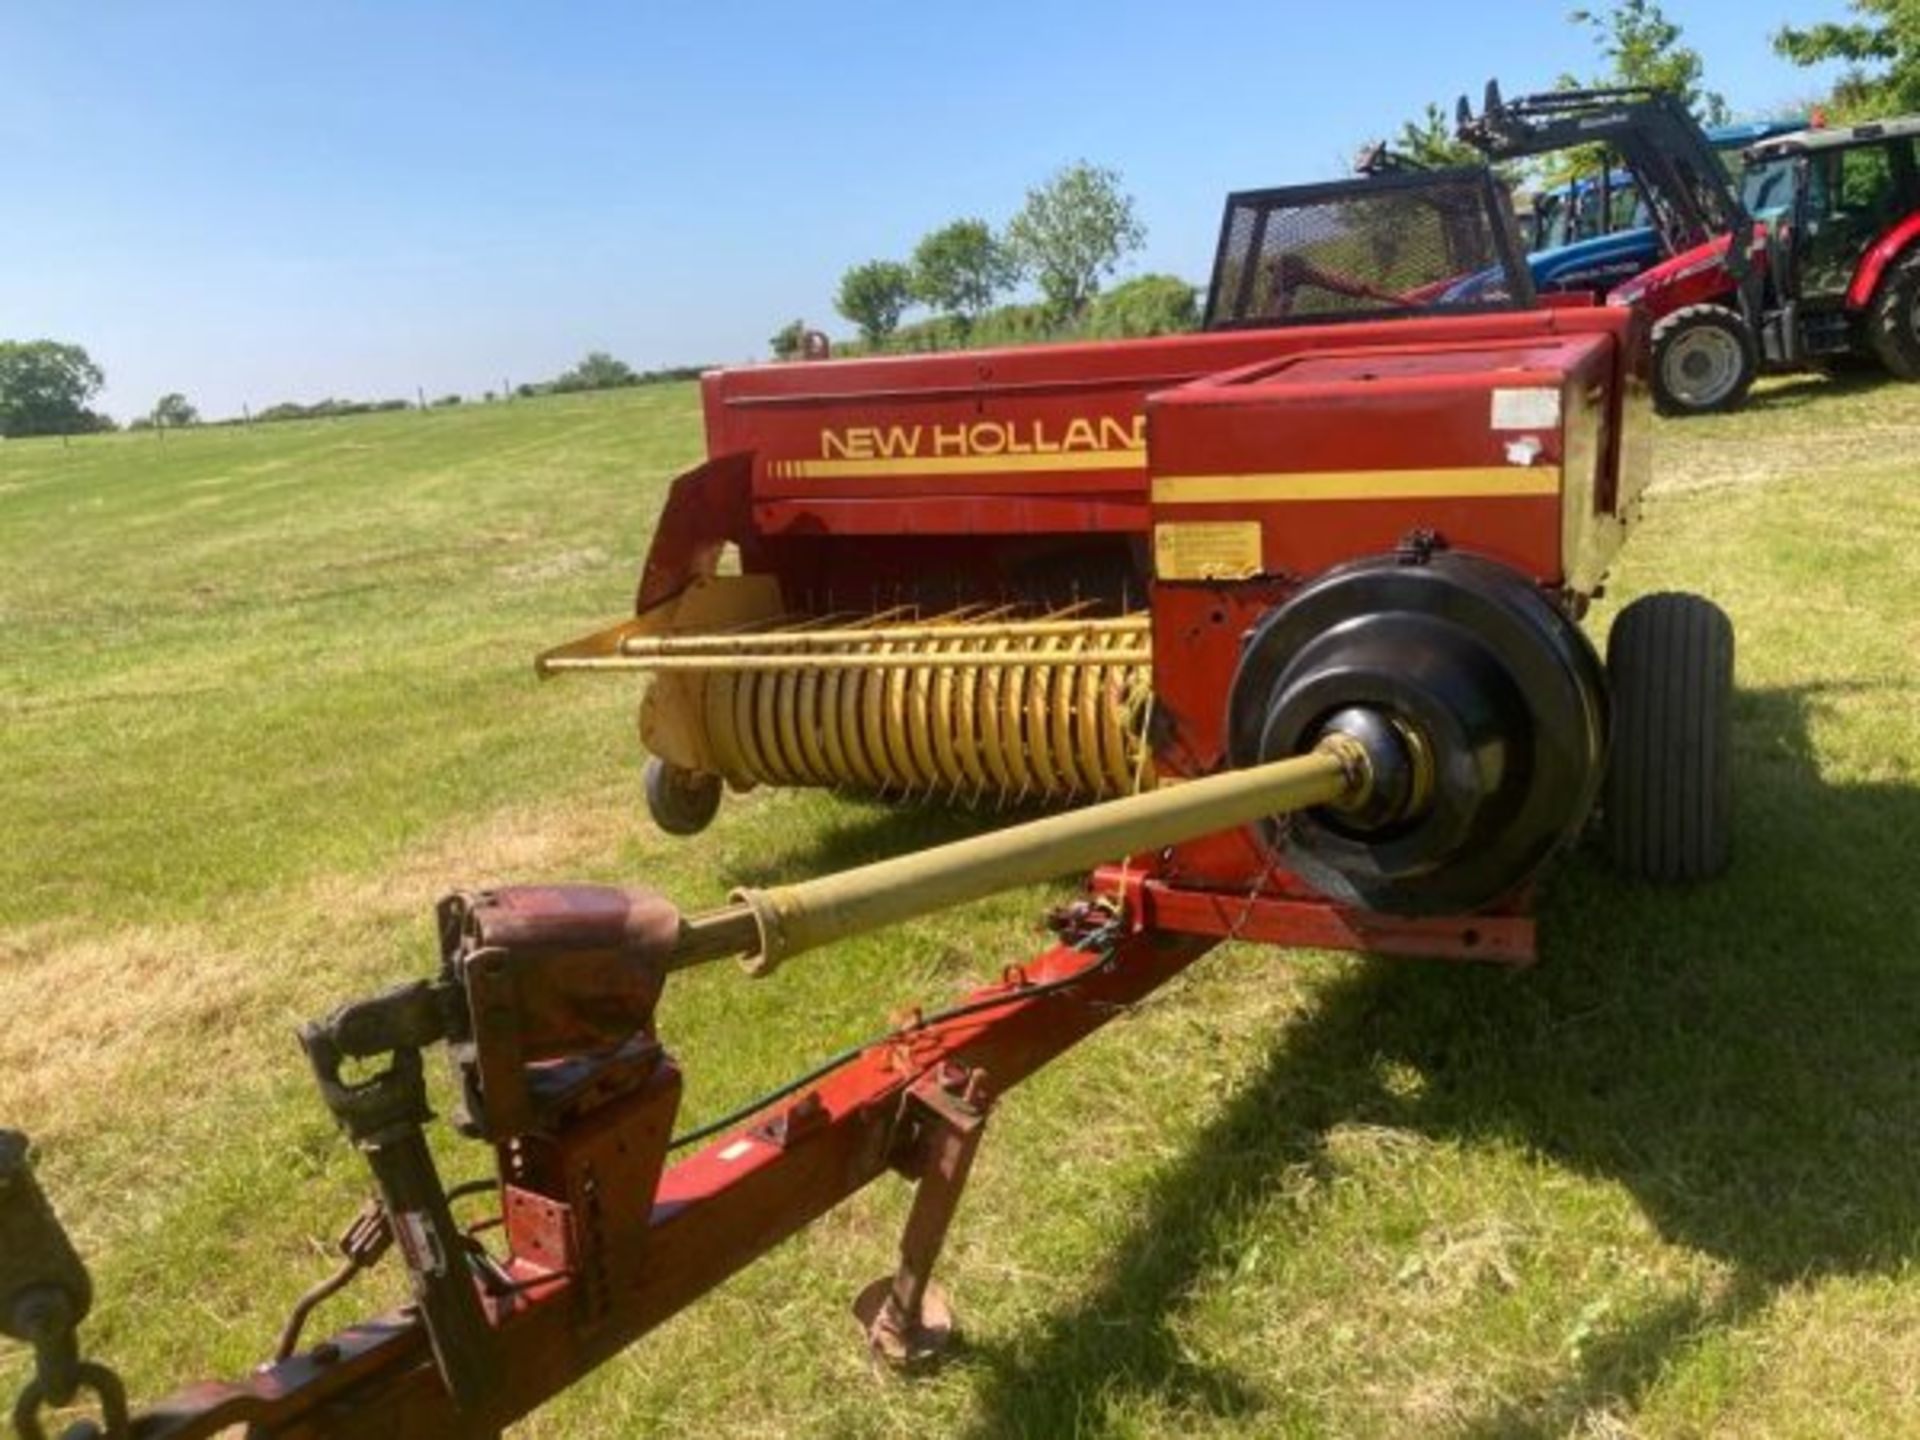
[1,2,1854,421]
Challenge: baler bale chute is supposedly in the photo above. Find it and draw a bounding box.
[6,162,1736,1438]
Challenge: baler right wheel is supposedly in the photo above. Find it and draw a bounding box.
[644,757,724,836]
[1604,592,1734,883]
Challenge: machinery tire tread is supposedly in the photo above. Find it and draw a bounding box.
[1867,245,1920,381]
[1649,304,1757,416]
[1604,592,1733,883]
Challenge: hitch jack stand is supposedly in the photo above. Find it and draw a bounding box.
[853,1068,990,1369]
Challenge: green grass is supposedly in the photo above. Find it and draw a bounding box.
[2,371,1917,1437]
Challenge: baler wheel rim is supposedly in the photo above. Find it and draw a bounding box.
[1650,304,1756,415]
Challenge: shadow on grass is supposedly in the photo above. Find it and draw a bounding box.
[963,684,1920,1436]
[1743,363,1897,412]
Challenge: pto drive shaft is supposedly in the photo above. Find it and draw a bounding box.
[670,725,1403,977]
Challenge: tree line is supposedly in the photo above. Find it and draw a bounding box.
[0,345,712,439]
[772,160,1199,359]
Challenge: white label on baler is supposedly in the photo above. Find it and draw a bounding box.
[1491,388,1561,430]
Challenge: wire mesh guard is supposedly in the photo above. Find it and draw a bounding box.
[1206,169,1529,327]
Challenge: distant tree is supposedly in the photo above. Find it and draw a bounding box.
[150,392,198,429]
[0,340,106,438]
[1005,162,1145,320]
[1390,102,1485,169]
[835,260,914,348]
[910,219,1018,336]
[770,318,808,361]
[1565,1,1728,121]
[1084,274,1200,338]
[1777,1,1920,116]
[1535,1,1728,189]
[552,351,638,392]
[433,393,462,407]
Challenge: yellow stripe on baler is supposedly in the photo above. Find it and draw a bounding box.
[1152,467,1562,504]
[773,449,1144,479]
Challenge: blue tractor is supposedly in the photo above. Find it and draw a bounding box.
[1362,116,1802,304]
[1517,119,1804,297]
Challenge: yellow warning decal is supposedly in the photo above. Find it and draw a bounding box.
[1154,521,1264,581]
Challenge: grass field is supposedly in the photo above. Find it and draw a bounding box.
[2,372,1917,1438]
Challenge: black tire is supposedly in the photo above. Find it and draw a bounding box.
[1867,245,1920,380]
[1604,593,1734,883]
[1650,304,1757,416]
[644,757,723,836]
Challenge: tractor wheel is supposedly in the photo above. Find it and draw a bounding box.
[1867,246,1920,380]
[1651,305,1757,415]
[1604,593,1734,883]
[644,757,723,836]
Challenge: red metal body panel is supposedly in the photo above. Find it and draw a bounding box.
[1847,210,1920,309]
[636,310,1640,617]
[1146,333,1613,580]
[1609,231,1742,317]
[632,453,757,611]
[1141,331,1617,805]
[702,310,1636,514]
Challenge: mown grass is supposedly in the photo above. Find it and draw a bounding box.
[1,371,1916,1437]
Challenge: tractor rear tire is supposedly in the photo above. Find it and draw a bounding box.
[1651,305,1757,415]
[1867,246,1920,380]
[1604,592,1734,883]
[644,757,723,836]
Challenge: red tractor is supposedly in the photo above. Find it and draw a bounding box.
[1624,115,1920,405]
[1463,86,1920,414]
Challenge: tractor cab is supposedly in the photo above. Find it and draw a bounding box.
[1736,117,1920,367]
[1531,167,1642,251]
